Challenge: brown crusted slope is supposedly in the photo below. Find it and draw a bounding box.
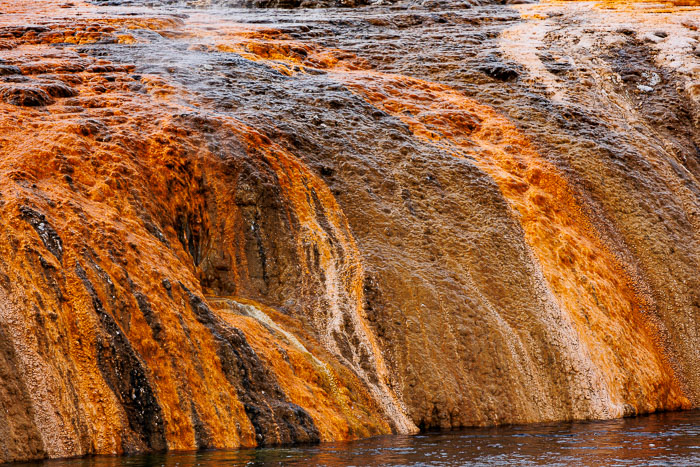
[0,0,699,462]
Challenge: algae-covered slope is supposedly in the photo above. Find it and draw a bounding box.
[0,0,698,462]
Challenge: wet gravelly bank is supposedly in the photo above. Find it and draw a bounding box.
[0,0,699,462]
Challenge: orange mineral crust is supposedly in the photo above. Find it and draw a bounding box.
[1,0,699,462]
[0,5,399,459]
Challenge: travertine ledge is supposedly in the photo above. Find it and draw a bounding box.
[0,0,698,462]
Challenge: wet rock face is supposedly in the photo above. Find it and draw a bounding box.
[0,79,77,106]
[1,0,699,462]
[0,84,55,106]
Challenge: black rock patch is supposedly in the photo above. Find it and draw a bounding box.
[0,85,54,106]
[76,262,167,452]
[19,207,63,261]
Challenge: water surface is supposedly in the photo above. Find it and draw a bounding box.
[20,410,700,466]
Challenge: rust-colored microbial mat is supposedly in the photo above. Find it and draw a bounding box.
[0,0,699,462]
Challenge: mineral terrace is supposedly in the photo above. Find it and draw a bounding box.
[0,0,699,462]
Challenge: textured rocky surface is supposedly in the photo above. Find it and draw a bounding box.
[0,0,699,462]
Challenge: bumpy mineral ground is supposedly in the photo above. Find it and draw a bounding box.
[0,0,699,462]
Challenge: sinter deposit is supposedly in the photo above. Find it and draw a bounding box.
[0,0,698,462]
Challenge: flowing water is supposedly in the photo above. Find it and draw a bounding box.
[15,410,700,466]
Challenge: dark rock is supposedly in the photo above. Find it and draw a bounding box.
[0,84,53,106]
[41,80,78,98]
[86,64,126,73]
[0,64,21,75]
[19,207,63,261]
[477,63,519,81]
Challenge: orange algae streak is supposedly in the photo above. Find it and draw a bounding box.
[0,8,339,456]
[210,297,392,441]
[0,105,256,458]
[335,71,690,415]
[0,1,404,454]
[183,15,368,76]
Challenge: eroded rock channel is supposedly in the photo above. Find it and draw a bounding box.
[0,0,699,462]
